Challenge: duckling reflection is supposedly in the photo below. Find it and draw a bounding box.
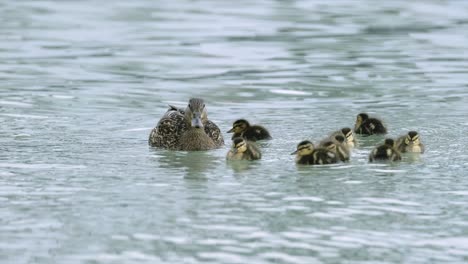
[227,119,272,141]
[320,139,350,162]
[369,138,401,162]
[226,137,261,161]
[148,98,224,150]
[396,131,425,153]
[332,127,357,148]
[292,140,338,165]
[354,113,387,135]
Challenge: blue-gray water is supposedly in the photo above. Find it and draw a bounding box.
[1,1,468,263]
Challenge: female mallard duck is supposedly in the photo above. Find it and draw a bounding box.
[320,139,350,162]
[148,98,224,151]
[332,127,357,148]
[226,137,261,161]
[354,113,387,135]
[396,131,425,153]
[227,119,272,141]
[369,138,401,162]
[291,140,338,165]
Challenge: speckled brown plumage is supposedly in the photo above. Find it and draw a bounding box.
[148,98,224,150]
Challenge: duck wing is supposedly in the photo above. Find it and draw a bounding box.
[204,120,224,147]
[148,109,187,149]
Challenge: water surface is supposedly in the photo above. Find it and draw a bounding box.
[1,0,468,263]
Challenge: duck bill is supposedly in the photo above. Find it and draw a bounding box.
[191,112,203,128]
[227,128,234,133]
[290,150,298,155]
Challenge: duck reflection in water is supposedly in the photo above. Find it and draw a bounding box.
[151,149,218,179]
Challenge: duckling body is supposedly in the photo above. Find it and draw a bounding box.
[292,140,338,165]
[369,138,401,162]
[332,127,357,148]
[396,131,425,153]
[148,98,224,150]
[227,119,271,141]
[354,113,387,135]
[226,137,261,161]
[320,139,350,162]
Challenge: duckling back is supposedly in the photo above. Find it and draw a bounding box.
[369,140,401,162]
[243,125,272,141]
[312,148,339,165]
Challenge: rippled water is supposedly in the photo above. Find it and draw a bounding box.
[2,1,468,263]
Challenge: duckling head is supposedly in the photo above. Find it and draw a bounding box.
[291,140,314,156]
[341,127,354,142]
[185,98,208,129]
[334,135,345,144]
[227,119,250,134]
[322,141,337,152]
[231,137,248,154]
[405,131,421,146]
[384,138,395,147]
[355,113,369,129]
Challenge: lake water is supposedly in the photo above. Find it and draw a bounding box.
[1,1,468,263]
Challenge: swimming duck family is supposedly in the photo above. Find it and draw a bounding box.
[227,119,272,141]
[148,99,424,165]
[148,98,224,151]
[226,137,262,161]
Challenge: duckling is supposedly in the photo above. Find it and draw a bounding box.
[226,137,261,161]
[320,139,350,162]
[291,140,338,165]
[148,98,224,150]
[369,138,402,162]
[227,119,272,141]
[354,113,387,135]
[332,127,357,148]
[396,131,425,153]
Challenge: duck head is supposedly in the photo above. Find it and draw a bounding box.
[405,131,421,146]
[355,113,369,129]
[341,127,354,142]
[227,119,250,134]
[231,137,247,154]
[185,98,208,129]
[291,140,314,156]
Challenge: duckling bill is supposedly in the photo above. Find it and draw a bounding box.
[148,98,224,150]
[396,131,425,153]
[369,138,401,162]
[226,137,261,161]
[354,113,387,135]
[292,140,338,165]
[227,119,272,141]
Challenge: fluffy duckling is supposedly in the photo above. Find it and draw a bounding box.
[226,137,261,161]
[396,131,425,153]
[354,113,387,135]
[332,127,357,148]
[369,138,402,162]
[227,119,272,141]
[320,139,350,162]
[148,98,224,150]
[291,140,338,165]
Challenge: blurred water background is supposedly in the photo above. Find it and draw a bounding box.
[1,0,468,263]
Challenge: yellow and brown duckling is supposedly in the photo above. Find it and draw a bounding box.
[396,131,425,153]
[332,127,357,148]
[227,119,272,141]
[292,140,338,165]
[369,138,401,162]
[148,98,224,151]
[226,137,261,161]
[354,113,387,135]
[320,138,350,162]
